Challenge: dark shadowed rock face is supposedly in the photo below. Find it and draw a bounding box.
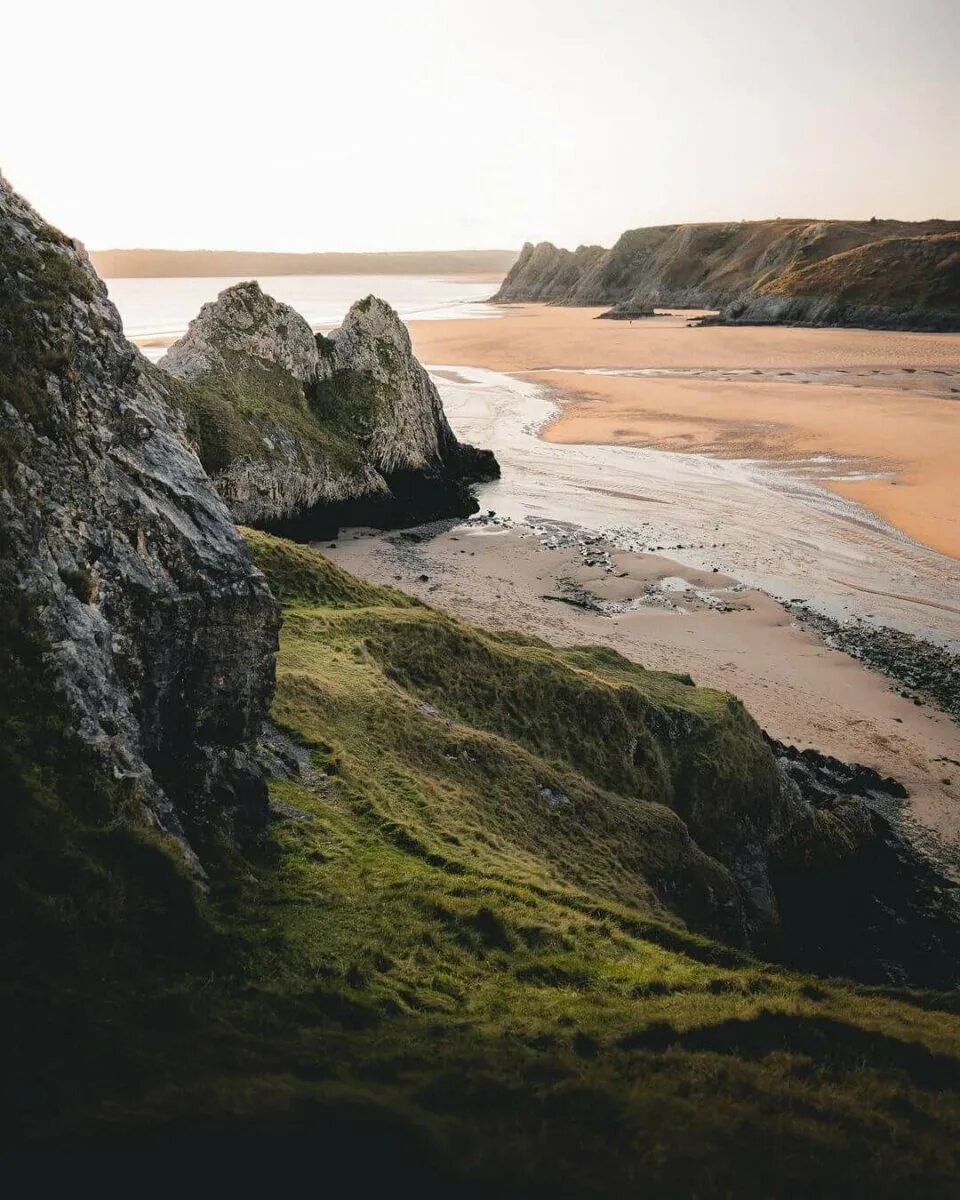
[766,739,960,988]
[160,285,499,538]
[0,174,279,870]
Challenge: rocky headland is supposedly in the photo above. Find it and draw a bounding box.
[495,218,960,331]
[160,283,499,538]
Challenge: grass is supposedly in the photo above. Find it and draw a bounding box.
[164,354,372,480]
[6,530,960,1194]
[760,232,960,310]
[501,219,960,322]
[165,326,402,484]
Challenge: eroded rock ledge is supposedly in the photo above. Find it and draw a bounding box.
[160,284,499,538]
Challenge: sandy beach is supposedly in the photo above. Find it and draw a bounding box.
[131,291,960,850]
[325,523,960,853]
[408,305,960,558]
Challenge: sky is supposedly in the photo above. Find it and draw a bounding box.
[3,0,958,252]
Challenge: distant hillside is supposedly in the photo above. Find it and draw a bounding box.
[495,219,960,330]
[90,247,517,278]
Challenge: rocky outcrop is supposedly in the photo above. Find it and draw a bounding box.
[162,278,321,385]
[767,739,960,987]
[493,241,608,304]
[0,174,279,872]
[160,284,499,538]
[495,219,960,331]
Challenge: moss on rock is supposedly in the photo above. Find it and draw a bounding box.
[160,288,499,533]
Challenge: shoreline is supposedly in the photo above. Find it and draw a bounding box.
[321,516,960,862]
[538,372,960,561]
[406,305,960,559]
[119,271,504,361]
[392,305,959,852]
[422,361,960,650]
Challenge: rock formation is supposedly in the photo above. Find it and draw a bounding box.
[495,218,960,330]
[0,173,279,874]
[160,284,499,537]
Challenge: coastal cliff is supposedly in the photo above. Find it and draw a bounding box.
[495,218,960,330]
[160,284,499,537]
[0,174,278,882]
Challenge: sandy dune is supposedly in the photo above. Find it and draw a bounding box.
[408,306,960,557]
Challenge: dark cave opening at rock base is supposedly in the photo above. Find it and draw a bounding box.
[256,465,496,543]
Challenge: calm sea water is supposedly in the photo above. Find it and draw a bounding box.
[106,274,500,359]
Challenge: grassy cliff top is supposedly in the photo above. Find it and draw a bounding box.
[760,231,960,307]
[31,532,955,1189]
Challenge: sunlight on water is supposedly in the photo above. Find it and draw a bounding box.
[107,273,500,359]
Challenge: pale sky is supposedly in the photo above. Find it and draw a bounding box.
[3,0,958,252]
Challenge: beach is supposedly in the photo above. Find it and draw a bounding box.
[324,521,960,853]
[122,285,960,844]
[407,305,960,558]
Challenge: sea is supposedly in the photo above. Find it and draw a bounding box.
[106,273,499,360]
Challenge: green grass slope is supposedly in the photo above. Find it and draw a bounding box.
[762,232,960,309]
[6,532,960,1195]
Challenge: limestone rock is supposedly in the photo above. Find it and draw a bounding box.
[160,286,499,536]
[0,173,279,869]
[161,279,320,385]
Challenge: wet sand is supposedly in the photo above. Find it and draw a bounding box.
[325,524,960,853]
[407,306,960,558]
[540,373,960,559]
[422,364,960,648]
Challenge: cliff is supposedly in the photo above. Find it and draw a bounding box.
[159,283,499,537]
[495,218,960,330]
[0,173,279,875]
[248,531,960,978]
[31,530,949,1189]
